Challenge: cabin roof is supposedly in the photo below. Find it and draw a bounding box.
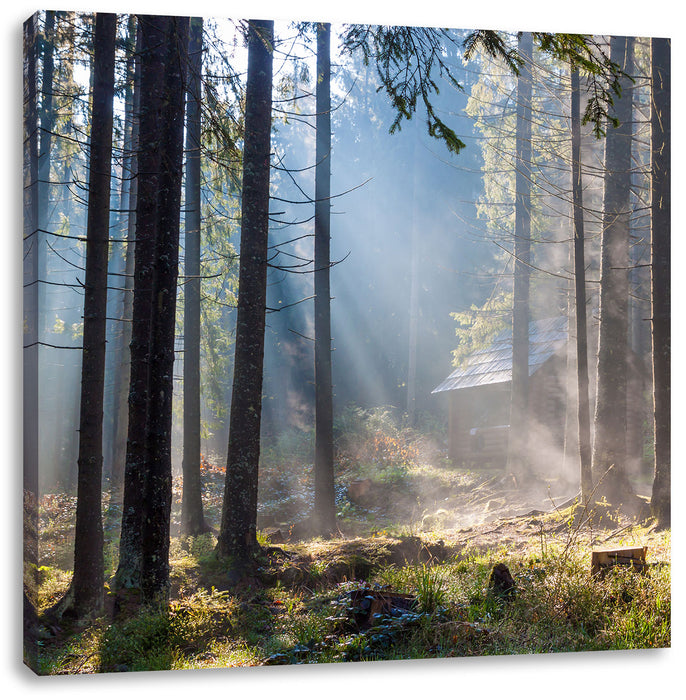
[432,316,568,393]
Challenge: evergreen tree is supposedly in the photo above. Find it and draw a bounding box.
[115,14,190,608]
[649,37,670,528]
[217,19,274,566]
[591,36,637,508]
[37,11,56,334]
[108,15,139,503]
[570,65,593,502]
[182,16,210,536]
[313,21,337,536]
[52,11,117,619]
[23,13,40,666]
[507,31,533,476]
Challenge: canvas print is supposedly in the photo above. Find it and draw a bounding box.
[22,10,671,676]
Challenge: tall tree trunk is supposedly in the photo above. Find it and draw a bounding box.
[313,22,336,536]
[507,31,532,476]
[56,12,116,618]
[141,16,189,603]
[104,14,135,485]
[406,121,420,427]
[182,17,209,536]
[591,36,636,507]
[37,11,56,336]
[649,37,670,528]
[115,15,190,607]
[115,14,173,602]
[570,66,593,503]
[109,17,140,505]
[217,19,274,564]
[23,13,39,504]
[23,12,40,669]
[36,12,56,487]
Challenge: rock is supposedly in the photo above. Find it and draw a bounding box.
[263,653,291,665]
[421,509,449,531]
[348,588,417,629]
[262,527,285,544]
[485,498,505,512]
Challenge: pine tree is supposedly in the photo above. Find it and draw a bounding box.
[217,19,274,566]
[312,22,337,536]
[570,65,593,502]
[108,15,139,504]
[53,11,117,619]
[649,37,670,528]
[115,14,190,608]
[182,16,210,536]
[507,32,533,477]
[591,36,637,508]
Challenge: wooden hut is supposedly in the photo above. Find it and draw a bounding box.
[433,316,649,476]
[432,317,568,470]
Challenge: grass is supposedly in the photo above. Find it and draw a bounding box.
[27,413,670,674]
[30,517,670,674]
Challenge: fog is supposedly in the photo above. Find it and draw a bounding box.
[32,21,654,523]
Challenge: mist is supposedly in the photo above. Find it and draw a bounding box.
[22,12,672,678]
[30,20,656,533]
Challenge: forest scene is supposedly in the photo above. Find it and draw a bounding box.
[22,8,671,679]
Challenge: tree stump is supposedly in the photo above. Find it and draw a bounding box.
[488,563,516,599]
[591,546,647,578]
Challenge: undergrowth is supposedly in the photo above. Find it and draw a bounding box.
[29,409,669,674]
[31,522,670,674]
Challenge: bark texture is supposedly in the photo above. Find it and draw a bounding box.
[591,36,635,506]
[109,17,139,504]
[570,67,593,502]
[23,13,39,668]
[115,15,168,599]
[67,11,117,618]
[182,17,209,536]
[313,22,337,536]
[141,15,189,604]
[115,15,189,607]
[37,11,55,334]
[507,32,532,476]
[649,38,670,528]
[217,19,274,563]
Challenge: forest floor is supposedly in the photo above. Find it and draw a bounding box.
[27,453,670,675]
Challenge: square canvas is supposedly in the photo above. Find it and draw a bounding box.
[22,6,671,681]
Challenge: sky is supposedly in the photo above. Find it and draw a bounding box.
[2,0,684,696]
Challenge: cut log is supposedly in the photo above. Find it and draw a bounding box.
[591,546,647,577]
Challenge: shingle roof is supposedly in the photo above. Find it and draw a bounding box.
[432,316,568,393]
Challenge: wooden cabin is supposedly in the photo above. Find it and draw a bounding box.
[432,317,569,471]
[432,316,649,476]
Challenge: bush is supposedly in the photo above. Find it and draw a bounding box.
[335,405,419,474]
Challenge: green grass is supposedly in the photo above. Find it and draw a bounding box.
[31,523,670,674]
[29,415,669,674]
